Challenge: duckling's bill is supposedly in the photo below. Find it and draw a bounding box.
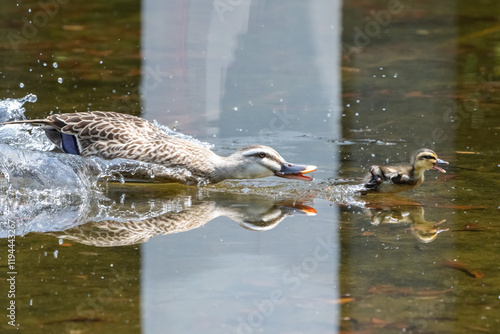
[278,202,317,215]
[276,163,317,181]
[433,158,449,173]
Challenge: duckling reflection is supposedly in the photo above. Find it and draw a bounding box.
[366,206,448,243]
[47,190,316,247]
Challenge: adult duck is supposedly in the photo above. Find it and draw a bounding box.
[362,148,448,193]
[2,111,316,185]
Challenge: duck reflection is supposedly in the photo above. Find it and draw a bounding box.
[365,205,448,243]
[38,186,317,247]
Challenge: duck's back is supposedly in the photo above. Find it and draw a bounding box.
[48,111,158,144]
[43,111,211,165]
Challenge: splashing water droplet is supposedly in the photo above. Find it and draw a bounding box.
[24,93,37,103]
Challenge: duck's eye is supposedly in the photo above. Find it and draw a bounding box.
[420,155,435,160]
[258,152,266,158]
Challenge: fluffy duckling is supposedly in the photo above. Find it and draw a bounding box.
[1,111,317,185]
[362,148,448,193]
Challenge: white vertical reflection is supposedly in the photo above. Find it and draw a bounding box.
[141,0,342,332]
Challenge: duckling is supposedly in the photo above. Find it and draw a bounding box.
[1,111,316,185]
[362,148,448,193]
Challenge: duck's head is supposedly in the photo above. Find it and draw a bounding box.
[224,145,317,181]
[411,148,448,173]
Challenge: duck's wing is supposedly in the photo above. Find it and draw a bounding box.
[3,111,159,156]
[46,111,157,140]
[57,112,166,156]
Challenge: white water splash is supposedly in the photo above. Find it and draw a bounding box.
[326,184,368,207]
[92,157,210,186]
[152,119,214,149]
[0,93,37,122]
[0,123,56,152]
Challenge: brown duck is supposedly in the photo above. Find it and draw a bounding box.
[2,111,316,185]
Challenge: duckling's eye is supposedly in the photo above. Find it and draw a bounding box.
[258,152,266,158]
[420,155,435,160]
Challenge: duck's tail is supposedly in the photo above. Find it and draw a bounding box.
[0,119,49,126]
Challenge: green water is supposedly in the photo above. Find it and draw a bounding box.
[1,0,500,333]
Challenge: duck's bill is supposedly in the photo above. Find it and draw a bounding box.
[292,203,317,215]
[276,163,317,181]
[432,159,449,173]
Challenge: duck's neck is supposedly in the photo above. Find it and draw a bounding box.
[411,166,427,183]
[151,138,267,184]
[149,138,222,183]
[208,154,251,183]
[154,139,249,183]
